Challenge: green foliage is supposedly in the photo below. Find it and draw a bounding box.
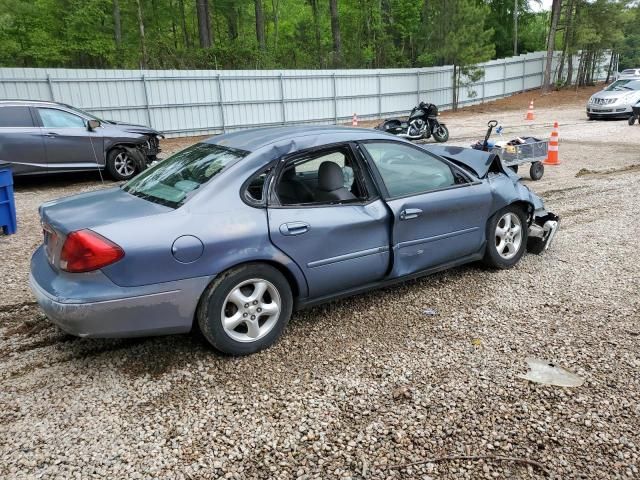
[0,0,635,72]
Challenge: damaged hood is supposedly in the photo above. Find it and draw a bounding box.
[422,145,499,178]
[102,120,163,137]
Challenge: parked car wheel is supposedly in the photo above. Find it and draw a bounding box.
[587,114,594,120]
[482,206,528,269]
[107,148,138,181]
[629,116,636,125]
[432,125,449,142]
[197,263,293,355]
[529,161,544,181]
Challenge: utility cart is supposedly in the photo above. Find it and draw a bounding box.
[490,139,548,181]
[472,120,548,181]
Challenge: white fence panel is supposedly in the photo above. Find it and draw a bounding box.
[0,51,610,137]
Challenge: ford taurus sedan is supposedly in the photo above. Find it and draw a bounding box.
[30,126,559,355]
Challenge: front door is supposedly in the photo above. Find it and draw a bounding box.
[267,144,391,299]
[360,141,493,277]
[35,107,103,172]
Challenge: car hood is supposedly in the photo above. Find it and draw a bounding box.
[592,90,639,100]
[422,145,500,178]
[40,187,171,235]
[102,120,163,136]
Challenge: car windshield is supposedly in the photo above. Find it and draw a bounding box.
[122,143,248,208]
[606,80,640,91]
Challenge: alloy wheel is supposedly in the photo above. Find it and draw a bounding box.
[114,152,135,177]
[221,278,281,343]
[495,212,523,260]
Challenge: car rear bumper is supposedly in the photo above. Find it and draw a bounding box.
[29,246,211,338]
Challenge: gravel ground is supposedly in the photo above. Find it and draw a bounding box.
[1,89,639,479]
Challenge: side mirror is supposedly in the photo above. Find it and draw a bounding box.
[87,119,101,131]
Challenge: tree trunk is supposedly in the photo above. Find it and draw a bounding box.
[196,0,212,48]
[605,52,615,83]
[113,0,122,48]
[178,0,191,48]
[542,0,562,93]
[557,0,574,85]
[329,0,342,66]
[272,0,280,53]
[255,0,266,50]
[135,0,148,68]
[309,0,322,66]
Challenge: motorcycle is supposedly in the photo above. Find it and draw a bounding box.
[375,102,449,142]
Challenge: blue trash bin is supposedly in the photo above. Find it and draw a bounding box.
[0,168,17,235]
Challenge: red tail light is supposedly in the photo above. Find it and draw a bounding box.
[60,230,124,273]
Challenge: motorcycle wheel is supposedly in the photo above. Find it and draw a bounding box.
[433,125,449,142]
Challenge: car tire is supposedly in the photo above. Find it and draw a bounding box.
[529,161,544,181]
[106,148,138,181]
[482,205,528,269]
[629,116,636,126]
[197,263,293,355]
[587,114,594,121]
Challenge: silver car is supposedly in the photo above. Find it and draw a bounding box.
[586,80,640,119]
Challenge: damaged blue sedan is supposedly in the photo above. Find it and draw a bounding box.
[30,126,559,355]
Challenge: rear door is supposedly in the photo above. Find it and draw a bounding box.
[267,144,392,299]
[35,107,103,172]
[0,106,47,175]
[360,141,493,278]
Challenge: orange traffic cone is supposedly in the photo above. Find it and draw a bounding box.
[352,113,358,126]
[544,122,560,165]
[525,100,535,121]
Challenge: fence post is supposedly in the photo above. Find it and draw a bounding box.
[481,67,486,104]
[279,73,286,125]
[141,75,153,128]
[503,59,508,97]
[46,74,56,101]
[521,57,526,93]
[217,74,226,133]
[377,73,382,118]
[416,71,420,103]
[332,73,338,124]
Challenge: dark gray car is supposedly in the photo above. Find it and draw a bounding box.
[0,100,162,180]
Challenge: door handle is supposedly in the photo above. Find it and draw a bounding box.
[45,132,59,138]
[279,222,310,236]
[399,208,423,220]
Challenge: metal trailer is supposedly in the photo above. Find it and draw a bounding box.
[491,139,548,181]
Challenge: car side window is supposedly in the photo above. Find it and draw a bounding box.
[275,147,368,206]
[38,108,85,128]
[362,142,461,197]
[0,106,34,127]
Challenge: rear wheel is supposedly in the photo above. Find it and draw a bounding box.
[629,116,636,126]
[197,263,293,355]
[432,124,449,142]
[529,161,544,181]
[106,148,137,181]
[482,206,528,269]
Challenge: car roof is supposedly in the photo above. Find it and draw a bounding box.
[203,125,398,152]
[0,100,66,108]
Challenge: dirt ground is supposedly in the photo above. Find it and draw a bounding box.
[1,87,639,479]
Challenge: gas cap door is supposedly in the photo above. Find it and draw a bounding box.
[171,235,204,264]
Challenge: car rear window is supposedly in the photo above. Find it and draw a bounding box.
[122,143,248,208]
[0,106,34,127]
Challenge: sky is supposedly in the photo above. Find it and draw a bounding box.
[530,0,553,12]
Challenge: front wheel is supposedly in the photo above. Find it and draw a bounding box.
[197,263,293,355]
[482,206,528,269]
[432,124,449,142]
[106,148,138,181]
[629,116,636,126]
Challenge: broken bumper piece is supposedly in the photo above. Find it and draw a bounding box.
[527,212,560,254]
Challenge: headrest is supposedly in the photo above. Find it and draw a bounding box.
[318,161,344,192]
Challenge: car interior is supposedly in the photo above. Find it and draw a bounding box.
[276,149,368,206]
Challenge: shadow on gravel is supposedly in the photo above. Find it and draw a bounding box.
[12,171,114,191]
